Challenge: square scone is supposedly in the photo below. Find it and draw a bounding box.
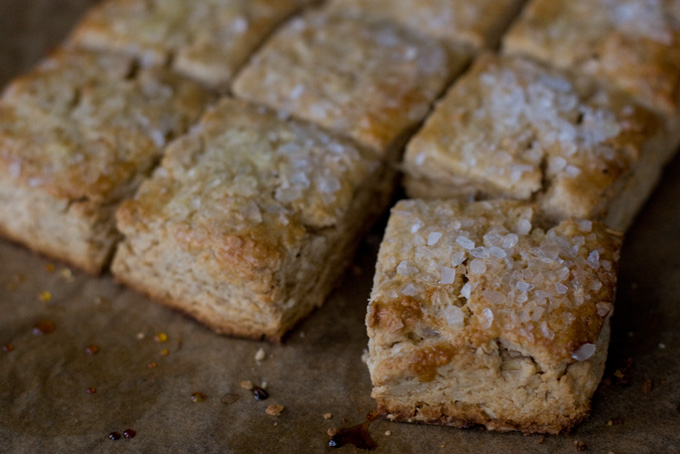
[112,98,391,341]
[68,0,315,90]
[403,54,671,232]
[503,0,680,120]
[232,7,468,155]
[367,199,621,434]
[326,0,526,51]
[0,49,211,274]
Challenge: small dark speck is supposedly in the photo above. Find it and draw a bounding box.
[108,432,121,441]
[574,440,587,451]
[252,386,269,401]
[123,429,136,439]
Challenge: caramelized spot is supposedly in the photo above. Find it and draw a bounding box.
[32,320,56,335]
[328,412,378,450]
[87,387,96,394]
[147,362,157,369]
[108,432,121,441]
[252,386,269,401]
[410,345,454,382]
[370,297,423,332]
[191,392,206,403]
[154,332,168,343]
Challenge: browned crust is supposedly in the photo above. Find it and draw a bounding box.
[375,399,587,435]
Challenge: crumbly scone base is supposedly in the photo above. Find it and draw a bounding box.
[371,318,610,434]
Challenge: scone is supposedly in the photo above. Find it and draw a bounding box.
[326,0,526,52]
[367,199,621,434]
[67,0,315,90]
[0,48,210,274]
[503,0,680,120]
[112,98,392,341]
[403,54,671,231]
[232,6,469,156]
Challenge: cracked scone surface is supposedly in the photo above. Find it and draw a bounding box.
[68,0,314,89]
[326,0,525,51]
[367,199,621,434]
[113,98,388,341]
[503,0,680,117]
[403,54,669,231]
[232,7,467,154]
[0,48,210,273]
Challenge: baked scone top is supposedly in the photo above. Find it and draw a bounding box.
[0,48,210,202]
[117,98,380,276]
[327,0,525,50]
[368,200,621,380]
[232,8,467,154]
[404,54,662,221]
[503,0,680,115]
[68,0,313,88]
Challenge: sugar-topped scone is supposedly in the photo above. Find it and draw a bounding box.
[0,48,210,274]
[232,7,468,155]
[503,0,680,119]
[367,199,621,434]
[403,54,671,231]
[326,0,526,51]
[112,98,391,341]
[68,0,315,90]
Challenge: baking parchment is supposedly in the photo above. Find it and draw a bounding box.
[0,1,679,453]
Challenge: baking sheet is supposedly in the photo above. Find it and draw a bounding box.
[1,2,679,452]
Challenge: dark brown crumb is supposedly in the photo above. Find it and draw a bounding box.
[612,358,633,385]
[537,435,546,444]
[108,432,121,441]
[641,378,653,395]
[607,417,623,426]
[574,440,587,451]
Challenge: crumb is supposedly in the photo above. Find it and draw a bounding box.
[255,348,266,362]
[323,413,333,420]
[59,268,75,282]
[642,378,653,394]
[299,331,305,338]
[266,404,284,416]
[154,332,168,343]
[574,440,587,451]
[607,417,623,426]
[537,435,546,444]
[45,263,56,273]
[384,430,391,436]
[658,343,666,350]
[261,381,268,389]
[327,428,340,437]
[39,291,52,302]
[137,332,145,340]
[240,380,254,390]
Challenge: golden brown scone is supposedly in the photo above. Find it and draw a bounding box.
[403,54,672,232]
[67,0,315,90]
[503,0,680,119]
[326,0,526,51]
[112,98,393,341]
[232,7,469,156]
[0,48,211,274]
[367,199,621,434]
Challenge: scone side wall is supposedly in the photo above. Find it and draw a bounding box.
[365,199,621,433]
[111,98,396,341]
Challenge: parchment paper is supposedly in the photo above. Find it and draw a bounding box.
[1,2,679,452]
